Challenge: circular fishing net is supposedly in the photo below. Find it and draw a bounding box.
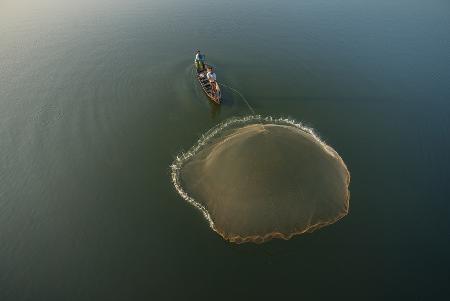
[171,116,350,243]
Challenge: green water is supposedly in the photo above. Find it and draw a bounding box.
[1,0,449,299]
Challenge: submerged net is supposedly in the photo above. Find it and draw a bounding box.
[171,116,350,243]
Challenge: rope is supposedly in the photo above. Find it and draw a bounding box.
[191,63,256,115]
[219,82,256,115]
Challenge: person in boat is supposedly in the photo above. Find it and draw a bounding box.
[194,50,206,72]
[206,66,217,96]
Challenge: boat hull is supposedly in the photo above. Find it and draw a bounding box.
[195,66,221,104]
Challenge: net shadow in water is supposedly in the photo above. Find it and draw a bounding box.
[171,116,350,244]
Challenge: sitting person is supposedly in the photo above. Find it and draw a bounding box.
[194,50,206,72]
[206,67,217,95]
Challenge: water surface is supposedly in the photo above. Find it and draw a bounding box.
[1,0,449,299]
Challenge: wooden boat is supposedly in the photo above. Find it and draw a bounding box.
[195,65,221,104]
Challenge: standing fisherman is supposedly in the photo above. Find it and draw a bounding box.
[194,50,206,72]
